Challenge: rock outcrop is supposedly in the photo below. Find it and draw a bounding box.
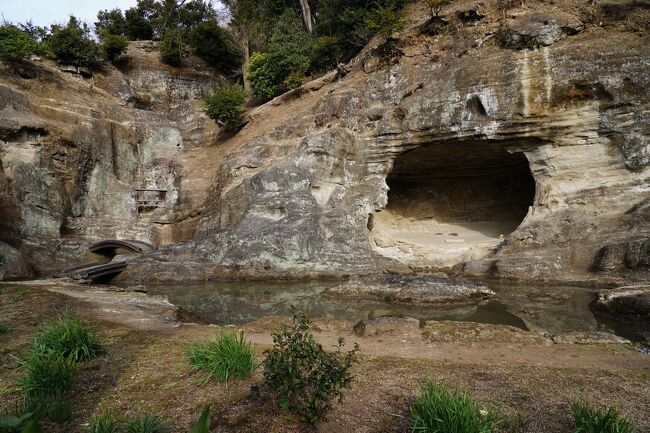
[1,1,649,284]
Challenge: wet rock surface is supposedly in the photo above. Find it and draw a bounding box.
[552,331,629,345]
[327,274,492,304]
[592,285,650,328]
[353,316,420,337]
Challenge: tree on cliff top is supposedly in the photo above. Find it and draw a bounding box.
[428,0,453,17]
[0,24,42,61]
[46,16,103,68]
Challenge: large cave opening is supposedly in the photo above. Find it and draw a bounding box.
[370,142,536,268]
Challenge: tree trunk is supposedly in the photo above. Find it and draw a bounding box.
[241,36,251,93]
[298,0,313,33]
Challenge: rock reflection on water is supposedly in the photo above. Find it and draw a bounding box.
[143,280,604,335]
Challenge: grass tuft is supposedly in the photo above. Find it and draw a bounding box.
[188,330,257,383]
[571,401,635,433]
[88,410,121,433]
[18,353,75,420]
[410,380,500,433]
[124,415,169,433]
[30,313,104,363]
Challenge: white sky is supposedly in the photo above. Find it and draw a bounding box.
[0,0,225,28]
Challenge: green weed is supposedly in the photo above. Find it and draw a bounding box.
[189,330,257,383]
[30,313,104,363]
[571,401,635,433]
[19,355,74,400]
[124,415,169,433]
[410,380,501,433]
[88,410,120,433]
[0,323,8,335]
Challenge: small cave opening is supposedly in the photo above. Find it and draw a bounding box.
[371,142,536,268]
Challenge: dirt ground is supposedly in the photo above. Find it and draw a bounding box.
[1,283,648,433]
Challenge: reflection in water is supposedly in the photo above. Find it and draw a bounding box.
[143,280,615,335]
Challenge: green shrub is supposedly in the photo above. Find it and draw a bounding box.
[204,83,247,131]
[46,16,103,68]
[187,21,241,72]
[0,25,42,61]
[159,29,183,66]
[30,313,104,363]
[410,380,500,433]
[259,308,358,424]
[88,410,120,433]
[247,52,279,100]
[571,401,635,433]
[189,329,256,382]
[283,71,304,90]
[124,415,169,433]
[0,323,8,335]
[310,35,339,73]
[101,33,128,61]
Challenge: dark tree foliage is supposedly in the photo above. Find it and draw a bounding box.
[187,21,242,72]
[95,8,127,36]
[124,0,156,40]
[46,16,103,68]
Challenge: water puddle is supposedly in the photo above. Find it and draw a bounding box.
[139,280,638,339]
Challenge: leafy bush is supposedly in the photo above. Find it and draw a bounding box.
[247,52,279,100]
[46,16,103,68]
[571,401,635,433]
[101,33,128,61]
[259,308,358,424]
[88,410,120,433]
[30,313,104,363]
[124,415,169,433]
[204,84,247,132]
[187,20,241,72]
[159,29,183,66]
[410,380,500,433]
[124,6,154,40]
[0,25,42,61]
[188,329,256,382]
[247,11,311,99]
[310,35,339,73]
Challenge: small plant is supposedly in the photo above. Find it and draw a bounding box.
[0,323,8,335]
[11,288,27,303]
[188,406,210,433]
[410,380,501,433]
[258,307,358,425]
[571,401,635,433]
[88,410,120,433]
[30,313,104,363]
[189,329,256,383]
[204,84,247,132]
[124,415,169,433]
[428,0,453,18]
[0,409,36,433]
[160,29,183,67]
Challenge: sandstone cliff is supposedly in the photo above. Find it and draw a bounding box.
[1,0,649,284]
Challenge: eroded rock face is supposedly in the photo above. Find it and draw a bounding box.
[181,2,649,283]
[0,44,221,275]
[0,241,30,280]
[2,2,649,285]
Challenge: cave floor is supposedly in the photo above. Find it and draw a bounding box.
[1,283,648,433]
[371,211,520,267]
